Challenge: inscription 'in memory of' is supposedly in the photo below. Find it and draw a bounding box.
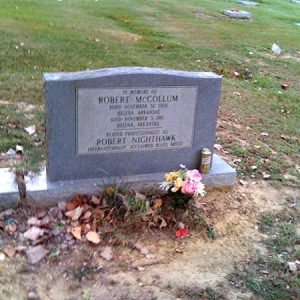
[76,86,198,155]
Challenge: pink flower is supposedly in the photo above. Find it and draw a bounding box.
[181,181,197,194]
[186,169,202,183]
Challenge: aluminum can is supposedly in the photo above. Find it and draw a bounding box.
[200,148,212,174]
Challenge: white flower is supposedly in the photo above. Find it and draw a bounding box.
[180,164,186,169]
[160,181,172,191]
[194,182,206,197]
[171,186,179,193]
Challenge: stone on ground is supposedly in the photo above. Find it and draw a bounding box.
[223,9,251,19]
[237,1,259,6]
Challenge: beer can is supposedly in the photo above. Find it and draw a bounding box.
[200,148,212,174]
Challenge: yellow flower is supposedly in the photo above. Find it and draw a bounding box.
[105,186,114,197]
[174,178,183,189]
[164,171,180,182]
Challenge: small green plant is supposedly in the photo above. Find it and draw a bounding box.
[82,288,91,300]
[124,194,147,219]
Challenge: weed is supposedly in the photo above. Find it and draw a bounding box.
[72,265,100,282]
[228,209,299,299]
[176,286,227,300]
[82,288,91,300]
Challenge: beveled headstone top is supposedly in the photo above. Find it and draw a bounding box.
[44,67,221,182]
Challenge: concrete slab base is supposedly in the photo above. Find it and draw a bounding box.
[0,155,236,210]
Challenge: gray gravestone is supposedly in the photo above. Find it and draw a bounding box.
[237,1,259,6]
[223,9,251,19]
[44,67,222,182]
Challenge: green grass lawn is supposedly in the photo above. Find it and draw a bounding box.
[0,0,299,180]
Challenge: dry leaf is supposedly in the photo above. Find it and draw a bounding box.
[92,209,105,219]
[65,209,75,218]
[101,246,113,261]
[72,206,83,221]
[23,226,44,241]
[58,201,66,211]
[91,195,100,205]
[153,198,162,208]
[5,223,17,233]
[4,246,16,258]
[83,210,92,220]
[83,223,91,234]
[66,196,81,211]
[136,192,146,201]
[86,231,100,244]
[71,226,81,240]
[159,217,167,228]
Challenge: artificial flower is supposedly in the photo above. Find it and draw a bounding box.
[186,169,202,183]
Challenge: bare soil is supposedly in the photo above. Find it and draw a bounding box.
[0,182,299,300]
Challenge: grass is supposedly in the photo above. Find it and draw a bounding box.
[228,208,300,300]
[0,0,299,178]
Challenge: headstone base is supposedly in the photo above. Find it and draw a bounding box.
[0,155,236,210]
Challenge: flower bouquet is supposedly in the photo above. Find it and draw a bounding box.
[160,165,206,207]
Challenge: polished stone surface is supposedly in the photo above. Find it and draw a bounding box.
[44,67,221,182]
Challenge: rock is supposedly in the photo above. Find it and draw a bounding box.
[15,245,27,252]
[101,246,113,261]
[237,1,259,6]
[223,9,251,19]
[262,172,271,179]
[239,179,248,187]
[0,209,13,218]
[27,217,40,226]
[0,252,5,261]
[51,228,61,237]
[24,125,36,135]
[288,262,297,272]
[28,291,39,300]
[23,226,44,241]
[26,246,49,264]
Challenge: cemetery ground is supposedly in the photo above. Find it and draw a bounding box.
[0,0,299,299]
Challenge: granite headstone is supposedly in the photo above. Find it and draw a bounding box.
[44,67,222,182]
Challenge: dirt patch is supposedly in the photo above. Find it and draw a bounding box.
[95,28,143,42]
[264,52,300,62]
[0,183,299,299]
